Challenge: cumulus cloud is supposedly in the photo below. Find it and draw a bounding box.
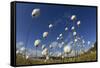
[16,41,24,49]
[27,48,42,57]
[16,41,42,58]
[51,51,62,57]
[49,41,58,48]
[58,43,63,48]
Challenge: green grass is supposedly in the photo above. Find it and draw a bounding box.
[16,50,96,65]
[63,51,96,62]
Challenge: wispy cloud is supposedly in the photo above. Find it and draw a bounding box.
[16,41,42,57]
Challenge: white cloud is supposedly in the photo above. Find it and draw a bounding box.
[58,43,63,48]
[68,50,76,57]
[16,42,42,58]
[88,41,91,45]
[16,41,24,49]
[51,51,62,57]
[24,48,42,58]
[50,41,58,48]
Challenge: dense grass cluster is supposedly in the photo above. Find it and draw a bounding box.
[16,49,97,65]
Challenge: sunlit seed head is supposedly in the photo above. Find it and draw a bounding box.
[77,20,81,26]
[74,38,78,42]
[42,45,45,49]
[71,26,75,30]
[26,55,29,59]
[62,55,64,59]
[65,27,68,31]
[64,45,72,54]
[91,44,94,48]
[34,39,41,47]
[49,45,53,49]
[60,37,63,40]
[73,31,77,36]
[43,32,48,38]
[49,24,53,28]
[59,33,62,37]
[46,56,49,60]
[42,48,48,56]
[57,37,59,40]
[16,50,19,54]
[32,8,40,17]
[71,15,76,21]
[61,42,64,45]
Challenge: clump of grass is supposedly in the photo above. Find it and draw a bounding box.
[16,49,96,65]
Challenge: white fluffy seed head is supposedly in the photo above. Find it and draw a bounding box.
[43,32,48,38]
[57,37,59,40]
[49,24,53,28]
[71,15,76,21]
[61,42,64,45]
[59,33,62,37]
[64,45,72,54]
[34,39,41,47]
[26,55,29,59]
[42,45,45,49]
[77,21,81,26]
[73,31,77,36]
[62,55,64,59]
[91,44,94,48]
[65,27,68,31]
[71,26,75,30]
[16,50,19,54]
[74,39,78,42]
[32,8,40,17]
[42,48,48,56]
[46,56,49,60]
[49,45,53,49]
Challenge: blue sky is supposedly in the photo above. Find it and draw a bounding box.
[16,3,97,56]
